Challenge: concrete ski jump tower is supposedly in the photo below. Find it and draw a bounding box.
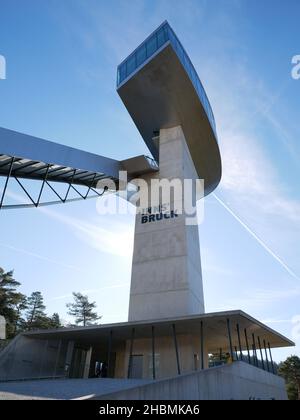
[0,23,221,324]
[0,22,293,397]
[117,22,221,321]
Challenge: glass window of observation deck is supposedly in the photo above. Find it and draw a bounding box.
[136,44,147,67]
[119,63,127,84]
[146,35,157,57]
[157,26,168,48]
[127,55,136,75]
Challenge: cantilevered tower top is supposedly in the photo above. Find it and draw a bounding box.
[117,21,222,196]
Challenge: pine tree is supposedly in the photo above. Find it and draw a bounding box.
[13,296,28,335]
[278,355,300,400]
[66,292,101,326]
[0,267,26,337]
[49,313,62,329]
[25,291,47,330]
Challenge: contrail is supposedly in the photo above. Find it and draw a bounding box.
[5,189,299,281]
[213,193,300,282]
[0,242,84,273]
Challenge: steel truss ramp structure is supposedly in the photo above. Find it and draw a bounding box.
[0,157,108,209]
[0,127,158,210]
[0,127,120,210]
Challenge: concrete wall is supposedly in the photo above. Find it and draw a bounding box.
[114,335,209,380]
[0,335,67,381]
[1,336,287,400]
[129,126,204,322]
[95,362,288,401]
[115,342,127,379]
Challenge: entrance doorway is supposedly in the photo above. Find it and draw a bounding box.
[70,346,91,379]
[129,355,144,379]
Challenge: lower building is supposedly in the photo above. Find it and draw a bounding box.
[0,310,293,398]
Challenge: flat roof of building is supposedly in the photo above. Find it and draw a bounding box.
[117,21,222,195]
[24,310,294,353]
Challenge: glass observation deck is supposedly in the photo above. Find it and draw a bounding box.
[117,21,216,137]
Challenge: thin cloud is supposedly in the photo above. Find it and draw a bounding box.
[0,241,84,273]
[6,190,135,258]
[39,206,135,258]
[213,193,300,282]
[216,288,300,312]
[218,128,300,224]
[50,283,130,301]
[262,319,293,325]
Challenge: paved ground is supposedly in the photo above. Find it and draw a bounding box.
[0,378,152,400]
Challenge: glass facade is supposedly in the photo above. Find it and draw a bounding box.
[117,22,217,137]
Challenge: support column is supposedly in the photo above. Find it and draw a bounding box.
[83,347,92,379]
[236,324,243,361]
[172,324,181,375]
[53,339,62,378]
[268,342,275,374]
[65,341,75,378]
[127,328,135,379]
[227,319,234,361]
[244,329,251,364]
[252,334,258,367]
[107,330,113,378]
[263,339,270,372]
[257,336,265,371]
[200,321,204,370]
[152,326,156,380]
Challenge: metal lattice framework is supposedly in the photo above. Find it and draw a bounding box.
[0,128,158,210]
[0,154,113,210]
[0,127,126,210]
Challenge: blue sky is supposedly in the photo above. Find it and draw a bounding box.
[0,0,300,361]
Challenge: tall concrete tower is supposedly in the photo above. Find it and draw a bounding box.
[0,22,294,393]
[117,22,221,322]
